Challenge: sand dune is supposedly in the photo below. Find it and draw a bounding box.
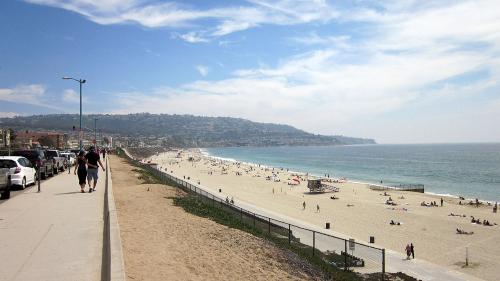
[110,155,326,281]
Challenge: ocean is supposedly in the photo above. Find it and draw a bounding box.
[204,143,500,202]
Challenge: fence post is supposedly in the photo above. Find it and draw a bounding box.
[344,239,348,271]
[382,248,385,281]
[312,231,315,256]
[268,218,271,234]
[288,224,291,244]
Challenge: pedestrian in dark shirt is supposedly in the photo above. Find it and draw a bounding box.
[84,147,105,193]
[102,149,106,159]
[410,243,415,259]
[440,198,444,207]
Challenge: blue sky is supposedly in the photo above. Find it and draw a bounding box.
[1,0,499,143]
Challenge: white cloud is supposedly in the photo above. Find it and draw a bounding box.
[62,89,80,103]
[24,0,339,40]
[195,65,209,77]
[177,32,209,43]
[0,84,46,104]
[290,32,351,48]
[108,0,500,143]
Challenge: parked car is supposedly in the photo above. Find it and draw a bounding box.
[0,164,11,199]
[0,157,37,189]
[12,150,54,179]
[60,152,76,167]
[45,150,67,173]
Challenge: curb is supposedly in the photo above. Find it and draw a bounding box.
[102,158,126,281]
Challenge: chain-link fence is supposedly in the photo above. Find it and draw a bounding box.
[122,150,386,279]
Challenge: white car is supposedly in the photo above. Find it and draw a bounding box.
[60,152,76,167]
[0,156,37,190]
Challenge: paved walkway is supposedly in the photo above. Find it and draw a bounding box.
[0,169,105,281]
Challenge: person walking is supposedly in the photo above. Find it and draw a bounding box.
[440,198,444,207]
[316,204,320,213]
[74,151,87,193]
[102,148,106,160]
[85,147,105,193]
[302,201,306,210]
[410,243,415,259]
[405,244,411,260]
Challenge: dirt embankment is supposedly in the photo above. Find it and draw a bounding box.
[109,155,326,281]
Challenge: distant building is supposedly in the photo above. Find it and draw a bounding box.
[16,131,68,149]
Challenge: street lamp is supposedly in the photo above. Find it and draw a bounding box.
[62,77,86,150]
[94,118,98,149]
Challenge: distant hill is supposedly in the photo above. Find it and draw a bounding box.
[0,113,376,147]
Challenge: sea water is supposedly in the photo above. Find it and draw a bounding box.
[204,143,500,202]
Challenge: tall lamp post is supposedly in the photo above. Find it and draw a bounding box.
[62,77,86,150]
[94,118,98,150]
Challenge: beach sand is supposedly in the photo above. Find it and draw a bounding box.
[109,155,326,281]
[148,149,500,281]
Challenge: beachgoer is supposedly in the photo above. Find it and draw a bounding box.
[102,149,106,159]
[410,243,415,259]
[316,204,320,213]
[440,198,443,207]
[74,151,87,193]
[405,244,411,260]
[85,146,105,193]
[303,201,306,210]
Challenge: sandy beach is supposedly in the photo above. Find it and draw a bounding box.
[110,155,326,281]
[148,149,500,281]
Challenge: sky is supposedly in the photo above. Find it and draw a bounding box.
[1,0,499,144]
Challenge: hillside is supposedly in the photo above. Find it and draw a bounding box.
[0,113,376,147]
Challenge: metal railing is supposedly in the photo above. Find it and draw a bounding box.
[122,149,386,279]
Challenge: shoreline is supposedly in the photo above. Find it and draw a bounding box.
[200,148,498,205]
[148,148,500,281]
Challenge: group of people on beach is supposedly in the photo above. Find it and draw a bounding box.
[74,147,105,193]
[470,216,496,226]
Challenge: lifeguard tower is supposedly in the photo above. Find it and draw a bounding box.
[307,179,339,193]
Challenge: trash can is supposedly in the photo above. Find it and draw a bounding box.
[326,222,330,229]
[370,236,375,243]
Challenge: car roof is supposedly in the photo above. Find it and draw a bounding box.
[0,156,26,161]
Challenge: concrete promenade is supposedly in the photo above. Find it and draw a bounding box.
[0,169,105,281]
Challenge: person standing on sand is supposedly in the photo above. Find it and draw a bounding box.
[303,201,306,210]
[85,147,105,193]
[405,244,411,260]
[440,198,444,207]
[316,204,320,213]
[410,243,415,259]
